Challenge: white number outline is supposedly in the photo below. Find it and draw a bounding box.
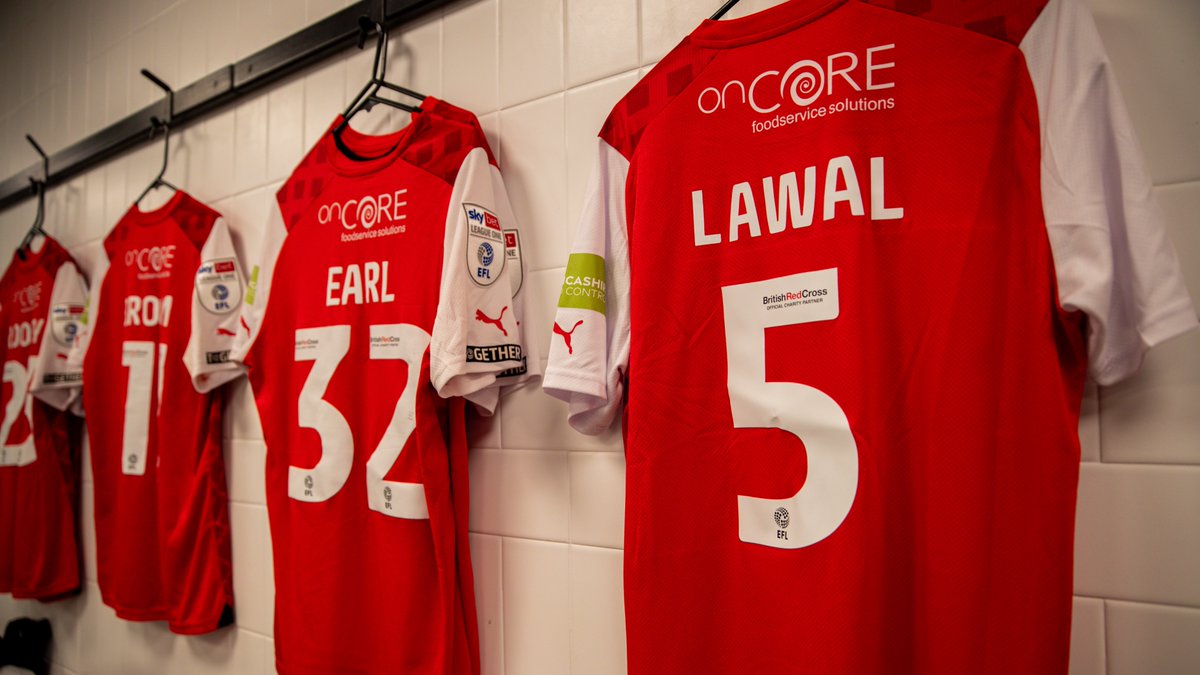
[291,323,431,520]
[0,358,36,467]
[721,269,858,549]
[120,341,167,476]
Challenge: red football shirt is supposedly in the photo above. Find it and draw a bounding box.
[544,0,1198,673]
[232,98,538,675]
[72,191,244,634]
[0,236,86,601]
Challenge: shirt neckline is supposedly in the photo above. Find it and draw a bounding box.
[325,96,437,178]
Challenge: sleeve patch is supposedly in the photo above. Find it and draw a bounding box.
[464,203,506,287]
[558,253,607,314]
[196,258,244,315]
[50,303,85,347]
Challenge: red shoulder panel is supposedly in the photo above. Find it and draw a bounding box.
[864,0,1048,44]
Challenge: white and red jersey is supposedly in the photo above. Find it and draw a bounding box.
[544,1,1197,673]
[72,191,243,634]
[231,97,538,675]
[0,236,86,601]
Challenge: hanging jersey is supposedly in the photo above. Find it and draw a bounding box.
[0,236,86,601]
[231,98,539,675]
[543,1,1198,673]
[71,191,243,634]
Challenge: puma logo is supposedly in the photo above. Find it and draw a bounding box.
[553,320,583,355]
[216,327,236,337]
[475,306,509,336]
[240,317,250,333]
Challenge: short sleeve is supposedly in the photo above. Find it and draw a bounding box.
[1020,0,1198,385]
[230,202,288,367]
[542,138,632,434]
[30,261,87,411]
[430,146,541,414]
[184,217,246,392]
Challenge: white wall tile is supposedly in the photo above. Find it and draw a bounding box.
[1089,0,1200,185]
[1078,382,1100,462]
[468,448,569,541]
[199,110,239,202]
[233,95,269,193]
[564,71,638,223]
[105,44,130,129]
[176,625,273,675]
[236,0,275,62]
[639,0,710,65]
[1156,182,1200,299]
[386,12,443,99]
[522,267,564,371]
[503,538,569,675]
[1069,596,1105,675]
[569,545,626,675]
[229,503,274,637]
[226,439,267,505]
[564,0,638,88]
[307,0,348,23]
[470,533,505,675]
[303,59,346,148]
[77,582,127,675]
[442,0,499,114]
[1075,463,1200,607]
[500,379,624,452]
[498,0,564,108]
[178,0,211,85]
[498,94,566,272]
[569,452,625,549]
[206,0,239,74]
[266,78,306,184]
[1106,600,1200,675]
[1099,330,1200,465]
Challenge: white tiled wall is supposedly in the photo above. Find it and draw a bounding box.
[0,1,1196,673]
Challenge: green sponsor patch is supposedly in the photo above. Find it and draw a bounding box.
[245,266,260,306]
[558,253,607,314]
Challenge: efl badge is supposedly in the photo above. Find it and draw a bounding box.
[464,203,505,287]
[49,303,85,346]
[195,258,243,314]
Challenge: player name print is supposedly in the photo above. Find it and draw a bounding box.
[691,154,903,247]
[325,261,396,306]
[122,295,173,328]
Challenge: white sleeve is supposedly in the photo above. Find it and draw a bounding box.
[30,261,87,411]
[430,146,541,415]
[184,217,246,392]
[67,255,107,373]
[542,139,632,434]
[230,203,287,365]
[1021,0,1198,385]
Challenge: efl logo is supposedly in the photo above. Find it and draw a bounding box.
[317,189,408,230]
[124,245,176,272]
[697,43,895,114]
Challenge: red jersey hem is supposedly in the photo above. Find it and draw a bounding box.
[105,599,232,635]
[11,580,81,602]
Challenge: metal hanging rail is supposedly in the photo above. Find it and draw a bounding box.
[0,0,455,214]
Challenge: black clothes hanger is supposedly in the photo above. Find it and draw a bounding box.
[16,134,50,261]
[134,69,182,207]
[711,0,742,20]
[333,16,428,159]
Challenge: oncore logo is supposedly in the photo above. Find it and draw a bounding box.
[317,190,408,230]
[124,245,176,272]
[697,43,896,114]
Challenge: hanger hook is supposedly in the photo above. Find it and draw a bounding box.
[25,134,48,184]
[140,69,175,123]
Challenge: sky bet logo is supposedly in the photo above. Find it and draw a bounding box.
[466,206,501,231]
